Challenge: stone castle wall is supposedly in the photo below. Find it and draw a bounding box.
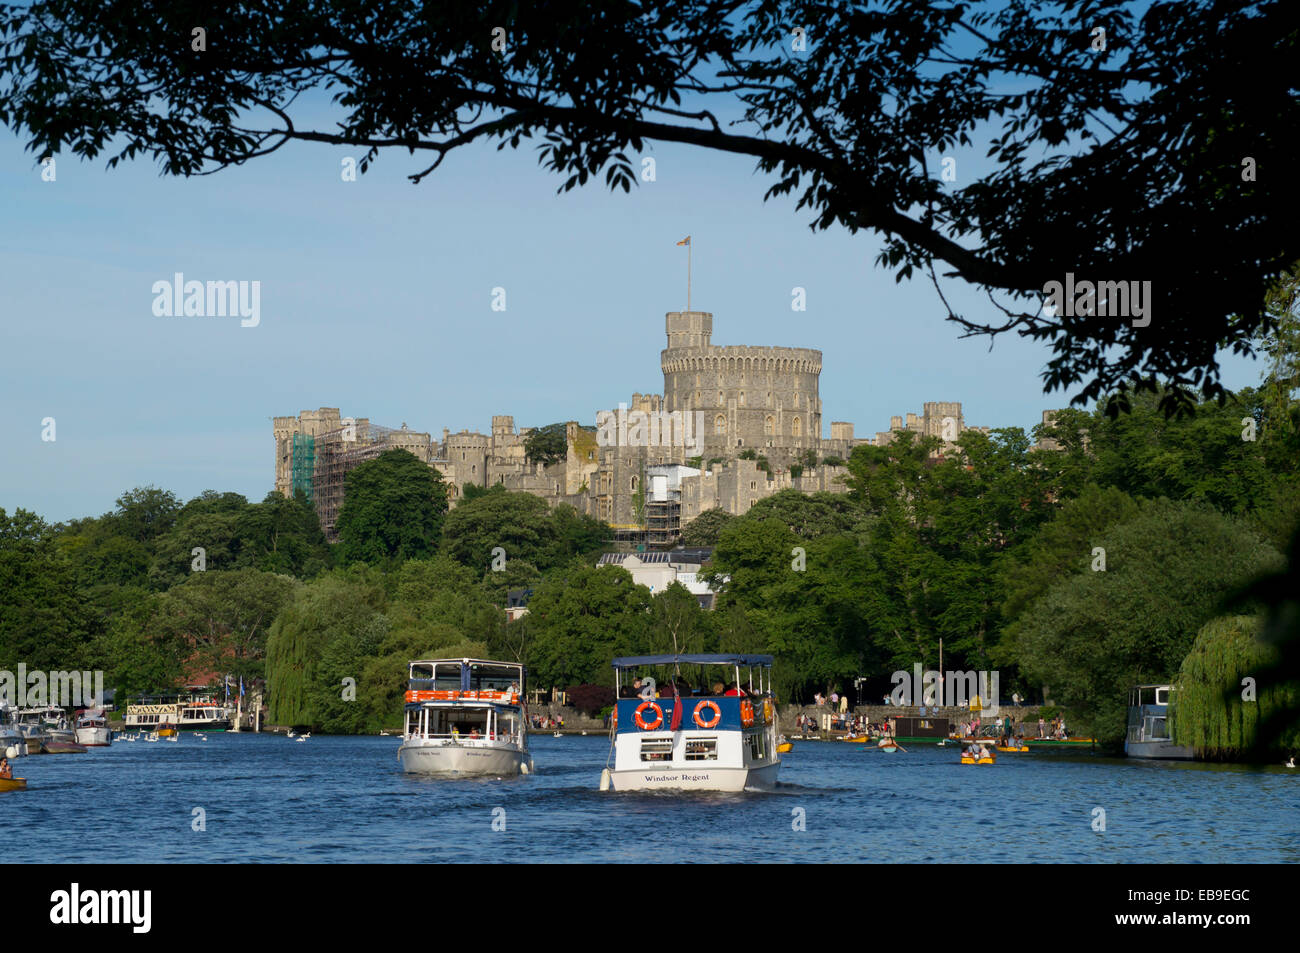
[274,307,1009,538]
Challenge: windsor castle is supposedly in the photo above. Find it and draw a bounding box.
[274,309,991,542]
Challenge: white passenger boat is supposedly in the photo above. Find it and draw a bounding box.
[397,658,533,777]
[125,694,231,732]
[74,708,112,747]
[0,705,29,758]
[15,706,75,751]
[602,654,781,793]
[1125,684,1193,760]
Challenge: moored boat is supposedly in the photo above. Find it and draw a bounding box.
[74,708,112,747]
[15,706,69,753]
[1125,685,1193,760]
[397,658,533,777]
[602,654,781,793]
[0,705,29,758]
[125,694,232,732]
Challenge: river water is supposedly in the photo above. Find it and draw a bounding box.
[3,733,1296,863]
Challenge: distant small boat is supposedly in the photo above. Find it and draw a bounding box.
[961,746,996,765]
[43,739,88,754]
[0,777,27,792]
[157,727,177,738]
[995,745,1029,753]
[776,741,793,754]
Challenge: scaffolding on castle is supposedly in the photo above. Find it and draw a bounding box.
[291,434,316,501]
[311,421,403,542]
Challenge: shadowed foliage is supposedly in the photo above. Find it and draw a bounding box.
[0,0,1295,411]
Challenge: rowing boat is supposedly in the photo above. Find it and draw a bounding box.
[0,777,28,792]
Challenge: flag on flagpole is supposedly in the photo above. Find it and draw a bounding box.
[676,236,690,246]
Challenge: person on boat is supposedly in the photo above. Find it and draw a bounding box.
[0,757,12,780]
[723,682,744,697]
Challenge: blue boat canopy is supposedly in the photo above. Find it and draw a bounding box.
[611,654,774,669]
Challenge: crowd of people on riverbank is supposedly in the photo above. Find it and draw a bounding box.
[796,712,895,739]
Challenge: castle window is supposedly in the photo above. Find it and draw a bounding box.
[718,390,723,404]
[793,417,802,436]
[714,415,727,435]
[765,416,775,436]
[740,391,745,405]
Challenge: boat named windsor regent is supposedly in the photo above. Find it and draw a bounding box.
[602,654,781,793]
[397,658,533,777]
[1125,685,1193,760]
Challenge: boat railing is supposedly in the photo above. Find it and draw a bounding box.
[405,689,520,704]
[407,730,518,743]
[614,694,776,733]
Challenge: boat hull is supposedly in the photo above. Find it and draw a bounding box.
[42,739,88,754]
[609,760,780,792]
[75,726,112,747]
[398,741,532,777]
[1125,740,1194,760]
[0,777,27,792]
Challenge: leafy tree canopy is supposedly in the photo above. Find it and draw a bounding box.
[335,450,449,565]
[523,423,568,467]
[1,1,1294,412]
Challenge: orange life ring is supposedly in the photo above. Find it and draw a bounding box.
[612,706,617,729]
[763,698,774,725]
[634,700,664,731]
[740,699,755,727]
[693,699,722,729]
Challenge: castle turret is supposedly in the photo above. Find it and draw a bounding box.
[666,310,712,350]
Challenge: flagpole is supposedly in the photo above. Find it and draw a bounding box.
[687,239,692,313]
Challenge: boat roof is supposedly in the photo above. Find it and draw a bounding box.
[612,654,774,669]
[409,658,524,669]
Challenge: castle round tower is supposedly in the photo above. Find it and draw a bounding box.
[660,311,822,461]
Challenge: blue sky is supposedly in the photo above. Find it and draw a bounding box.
[0,106,1265,523]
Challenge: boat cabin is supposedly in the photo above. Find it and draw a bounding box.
[403,659,525,741]
[605,654,782,792]
[1127,684,1176,743]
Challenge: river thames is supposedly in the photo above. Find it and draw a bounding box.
[3,733,1296,863]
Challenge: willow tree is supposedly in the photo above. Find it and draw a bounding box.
[1172,615,1299,761]
[264,568,387,727]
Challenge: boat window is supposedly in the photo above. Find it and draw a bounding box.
[640,738,674,762]
[432,664,462,690]
[684,739,717,761]
[1155,687,1170,705]
[747,731,767,763]
[470,664,520,692]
